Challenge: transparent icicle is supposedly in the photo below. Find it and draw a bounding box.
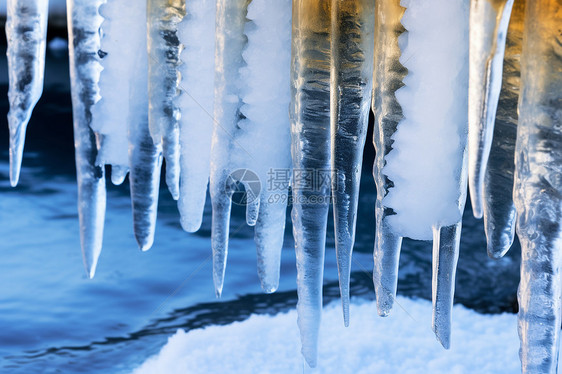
[147,0,185,200]
[90,0,141,185]
[127,0,162,252]
[467,0,514,218]
[482,0,524,259]
[66,0,106,279]
[5,0,49,186]
[209,0,251,297]
[129,93,162,252]
[514,0,562,372]
[380,0,469,348]
[177,0,216,233]
[371,0,406,317]
[291,0,332,368]
[330,0,374,326]
[431,222,462,349]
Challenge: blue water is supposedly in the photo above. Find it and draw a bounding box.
[0,41,521,374]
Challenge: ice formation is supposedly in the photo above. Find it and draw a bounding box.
[482,0,524,259]
[290,1,332,367]
[5,0,49,186]
[373,0,469,349]
[210,0,291,296]
[240,0,292,293]
[3,0,562,372]
[65,0,106,278]
[467,0,514,219]
[147,0,185,200]
[176,0,216,233]
[514,0,562,372]
[90,0,135,184]
[330,0,374,327]
[125,1,163,252]
[372,0,407,318]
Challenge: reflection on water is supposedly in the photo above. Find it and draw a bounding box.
[0,35,520,374]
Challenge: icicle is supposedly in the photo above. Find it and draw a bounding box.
[514,0,562,372]
[482,0,524,259]
[374,0,469,347]
[291,0,332,367]
[371,0,406,317]
[66,0,106,279]
[330,0,374,326]
[147,0,186,200]
[126,0,162,251]
[176,0,216,233]
[209,0,251,297]
[5,0,49,187]
[467,0,514,218]
[90,0,140,183]
[431,222,461,349]
[129,96,162,252]
[209,0,292,295]
[241,0,292,293]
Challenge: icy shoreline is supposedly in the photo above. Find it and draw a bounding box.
[131,296,547,374]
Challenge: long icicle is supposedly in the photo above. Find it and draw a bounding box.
[66,0,107,278]
[147,0,185,200]
[209,0,250,297]
[371,0,406,317]
[5,0,49,186]
[330,0,374,326]
[291,0,332,368]
[177,0,216,233]
[467,0,514,218]
[241,0,292,293]
[382,0,469,348]
[128,0,162,251]
[515,0,562,372]
[482,0,525,258]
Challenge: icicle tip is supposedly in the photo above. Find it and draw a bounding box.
[432,324,451,350]
[180,217,202,233]
[136,238,153,252]
[259,280,278,294]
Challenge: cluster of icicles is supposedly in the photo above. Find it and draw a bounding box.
[5,0,561,371]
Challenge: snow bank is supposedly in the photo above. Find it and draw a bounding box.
[131,297,535,374]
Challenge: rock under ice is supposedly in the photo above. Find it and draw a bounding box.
[3,0,561,372]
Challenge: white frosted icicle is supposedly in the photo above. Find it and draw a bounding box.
[330,0,374,326]
[241,0,292,293]
[90,0,142,184]
[291,0,332,368]
[482,0,524,259]
[66,0,106,279]
[467,0,514,218]
[371,0,406,317]
[176,0,216,233]
[147,0,185,200]
[126,0,162,251]
[5,0,49,186]
[210,0,292,296]
[380,0,469,348]
[514,0,562,372]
